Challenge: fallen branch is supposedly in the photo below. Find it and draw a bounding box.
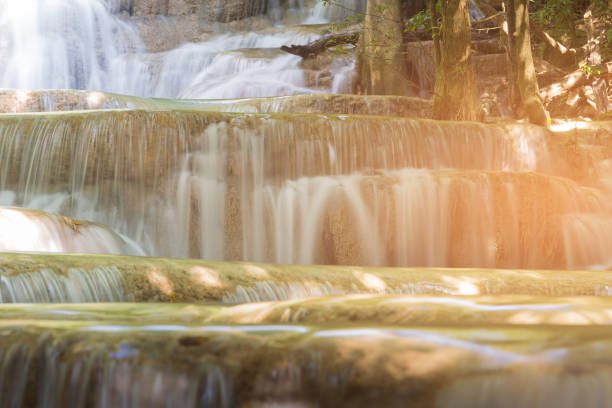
[540,69,585,103]
[280,32,359,59]
[540,62,612,103]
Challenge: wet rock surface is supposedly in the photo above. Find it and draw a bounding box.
[0,312,611,407]
[3,1,612,406]
[0,89,126,113]
[1,252,610,303]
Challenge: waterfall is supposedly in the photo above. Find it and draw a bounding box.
[1,1,612,406]
[0,266,129,303]
[0,0,143,91]
[242,169,605,268]
[1,107,611,269]
[2,108,607,268]
[118,28,323,98]
[0,208,143,255]
[0,0,354,98]
[305,0,367,24]
[0,315,611,407]
[2,110,580,267]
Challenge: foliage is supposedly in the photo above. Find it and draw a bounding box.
[531,0,584,31]
[579,62,601,78]
[405,9,430,32]
[404,2,441,37]
[532,0,610,32]
[594,1,612,59]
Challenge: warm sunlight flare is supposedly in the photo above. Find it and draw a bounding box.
[243,264,271,279]
[1,0,611,405]
[352,270,387,292]
[146,270,174,296]
[189,266,225,288]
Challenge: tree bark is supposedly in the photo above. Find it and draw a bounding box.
[504,0,548,126]
[357,0,413,95]
[516,0,547,125]
[504,0,522,113]
[428,0,441,68]
[432,0,480,121]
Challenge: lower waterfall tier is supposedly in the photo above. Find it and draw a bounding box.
[0,312,610,408]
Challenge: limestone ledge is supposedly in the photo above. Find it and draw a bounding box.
[113,0,272,20]
[0,252,610,303]
[0,89,433,117]
[1,295,612,326]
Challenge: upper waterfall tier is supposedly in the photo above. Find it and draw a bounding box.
[0,0,144,91]
[0,0,361,97]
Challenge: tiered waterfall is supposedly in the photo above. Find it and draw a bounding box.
[0,0,611,406]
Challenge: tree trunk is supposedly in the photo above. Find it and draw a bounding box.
[503,0,522,114]
[432,0,480,121]
[505,0,548,126]
[428,0,441,69]
[357,0,413,95]
[585,6,612,113]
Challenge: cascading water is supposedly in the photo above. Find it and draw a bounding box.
[305,0,367,24]
[1,1,612,406]
[0,0,356,98]
[0,207,143,255]
[117,27,327,98]
[1,302,612,407]
[0,109,590,267]
[1,108,611,268]
[0,0,143,91]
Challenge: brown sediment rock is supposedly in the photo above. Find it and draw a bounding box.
[124,0,269,21]
[0,88,434,119]
[217,94,434,117]
[129,15,202,51]
[0,90,433,117]
[0,89,126,113]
